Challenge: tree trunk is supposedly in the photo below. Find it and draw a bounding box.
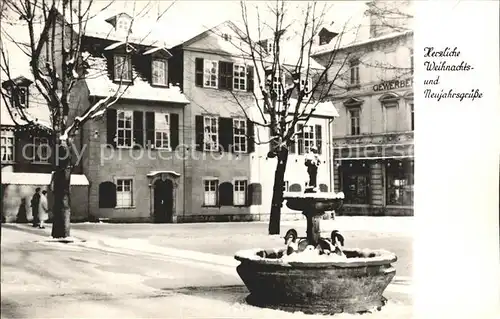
[268,149,289,235]
[51,143,72,238]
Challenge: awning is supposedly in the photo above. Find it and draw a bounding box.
[1,172,89,186]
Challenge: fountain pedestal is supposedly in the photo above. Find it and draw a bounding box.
[305,211,321,246]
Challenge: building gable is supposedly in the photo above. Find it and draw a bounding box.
[183,22,251,57]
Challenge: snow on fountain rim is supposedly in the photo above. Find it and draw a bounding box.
[283,191,345,200]
[234,247,397,268]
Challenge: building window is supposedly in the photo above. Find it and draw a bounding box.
[203,179,218,206]
[233,179,247,205]
[114,54,132,82]
[272,74,284,100]
[116,179,133,207]
[33,137,49,163]
[233,64,247,91]
[155,112,170,149]
[297,125,315,154]
[349,59,360,86]
[222,33,231,41]
[349,109,360,135]
[300,77,312,93]
[384,103,398,132]
[203,59,218,88]
[117,17,131,32]
[386,160,414,206]
[152,59,167,86]
[203,116,219,151]
[233,119,247,153]
[1,132,14,162]
[410,103,414,131]
[117,110,133,148]
[342,162,370,204]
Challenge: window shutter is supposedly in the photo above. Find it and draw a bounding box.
[145,112,155,148]
[218,117,233,152]
[133,111,144,148]
[99,181,116,208]
[248,183,262,206]
[106,108,117,148]
[195,115,204,151]
[170,113,179,150]
[315,124,322,154]
[297,124,304,155]
[218,182,233,206]
[218,61,233,90]
[247,119,255,153]
[195,58,204,87]
[247,66,254,92]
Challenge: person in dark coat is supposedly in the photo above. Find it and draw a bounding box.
[31,188,41,227]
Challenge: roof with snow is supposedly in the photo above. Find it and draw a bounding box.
[286,98,339,118]
[83,51,189,104]
[1,172,89,186]
[312,30,413,56]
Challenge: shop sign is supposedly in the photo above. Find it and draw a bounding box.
[334,143,414,159]
[373,78,413,92]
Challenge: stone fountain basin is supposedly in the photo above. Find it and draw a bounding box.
[234,247,397,314]
[283,192,344,212]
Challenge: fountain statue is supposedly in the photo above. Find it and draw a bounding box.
[234,151,398,315]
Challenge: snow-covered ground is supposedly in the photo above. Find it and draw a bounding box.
[1,224,413,319]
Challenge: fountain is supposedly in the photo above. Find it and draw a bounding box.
[234,147,397,315]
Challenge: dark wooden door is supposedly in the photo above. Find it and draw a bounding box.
[154,179,173,223]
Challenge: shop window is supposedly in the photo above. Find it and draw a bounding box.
[386,159,414,206]
[341,161,370,204]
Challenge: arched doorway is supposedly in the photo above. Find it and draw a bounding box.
[153,179,174,223]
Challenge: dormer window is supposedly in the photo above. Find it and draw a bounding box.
[318,27,338,46]
[152,59,167,86]
[1,76,31,108]
[114,54,132,82]
[222,33,232,41]
[13,86,28,108]
[105,13,133,34]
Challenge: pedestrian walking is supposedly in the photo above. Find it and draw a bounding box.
[30,188,41,227]
[38,190,49,229]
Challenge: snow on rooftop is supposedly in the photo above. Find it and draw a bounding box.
[287,98,339,118]
[1,172,89,186]
[84,54,189,104]
[312,29,414,56]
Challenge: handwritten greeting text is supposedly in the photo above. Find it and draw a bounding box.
[422,47,483,102]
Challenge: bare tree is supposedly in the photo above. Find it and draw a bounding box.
[364,0,413,35]
[222,1,350,235]
[0,0,167,238]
